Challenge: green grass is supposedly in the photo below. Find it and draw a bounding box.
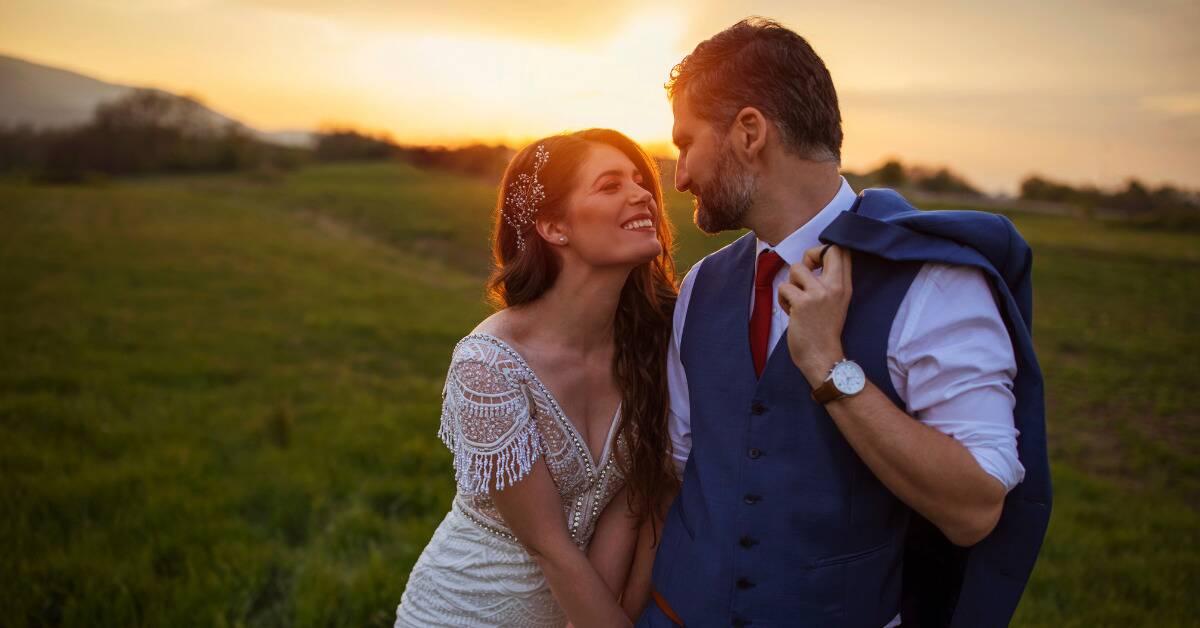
[1,163,1196,626]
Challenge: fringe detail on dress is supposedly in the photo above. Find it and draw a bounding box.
[438,394,542,496]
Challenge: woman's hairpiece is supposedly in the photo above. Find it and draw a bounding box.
[503,144,550,251]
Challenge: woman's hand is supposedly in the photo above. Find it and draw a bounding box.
[491,458,633,628]
[587,486,639,600]
[619,483,678,620]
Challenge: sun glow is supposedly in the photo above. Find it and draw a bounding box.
[3,1,1197,190]
[341,7,687,149]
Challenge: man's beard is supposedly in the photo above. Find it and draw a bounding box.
[692,142,757,234]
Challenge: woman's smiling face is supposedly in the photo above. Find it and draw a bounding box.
[553,142,663,268]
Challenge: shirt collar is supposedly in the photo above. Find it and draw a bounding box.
[755,176,857,266]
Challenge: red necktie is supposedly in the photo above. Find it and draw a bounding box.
[750,249,787,377]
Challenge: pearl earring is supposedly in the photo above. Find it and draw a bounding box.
[559,236,567,243]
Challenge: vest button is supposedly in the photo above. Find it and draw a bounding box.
[743,494,762,505]
[739,535,758,548]
[736,577,754,590]
[732,618,750,627]
[750,401,766,415]
[748,447,762,459]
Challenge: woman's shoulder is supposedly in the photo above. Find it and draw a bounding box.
[451,333,515,367]
[438,327,544,496]
[451,311,531,368]
[449,332,531,389]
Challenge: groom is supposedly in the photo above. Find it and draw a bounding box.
[640,18,1050,628]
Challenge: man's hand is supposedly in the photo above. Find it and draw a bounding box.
[777,244,853,387]
[779,244,1008,546]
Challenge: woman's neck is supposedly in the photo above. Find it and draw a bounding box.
[518,262,629,357]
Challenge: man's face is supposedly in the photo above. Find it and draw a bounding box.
[671,94,756,234]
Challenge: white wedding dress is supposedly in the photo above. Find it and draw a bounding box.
[395,333,628,627]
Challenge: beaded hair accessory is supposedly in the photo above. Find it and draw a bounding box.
[503,144,550,251]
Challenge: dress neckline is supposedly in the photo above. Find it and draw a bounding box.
[461,332,622,473]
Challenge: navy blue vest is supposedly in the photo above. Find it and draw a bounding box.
[640,189,1050,628]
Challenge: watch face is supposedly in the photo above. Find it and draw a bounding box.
[831,361,866,395]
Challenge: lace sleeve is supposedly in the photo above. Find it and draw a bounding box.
[437,358,542,496]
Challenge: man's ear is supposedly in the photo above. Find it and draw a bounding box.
[731,106,768,163]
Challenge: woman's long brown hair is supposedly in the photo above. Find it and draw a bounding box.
[487,129,678,533]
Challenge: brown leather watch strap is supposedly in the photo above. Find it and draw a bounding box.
[811,378,843,405]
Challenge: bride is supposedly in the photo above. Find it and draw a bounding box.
[395,128,678,627]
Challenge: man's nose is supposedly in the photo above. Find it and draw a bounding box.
[674,158,690,193]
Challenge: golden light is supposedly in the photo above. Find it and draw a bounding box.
[2,1,1197,190]
[339,7,687,150]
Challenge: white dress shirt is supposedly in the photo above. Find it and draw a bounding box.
[666,177,1026,492]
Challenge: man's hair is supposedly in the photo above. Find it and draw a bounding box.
[666,17,842,163]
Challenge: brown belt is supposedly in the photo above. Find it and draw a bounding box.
[651,587,685,626]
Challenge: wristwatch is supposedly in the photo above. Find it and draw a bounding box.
[811,359,867,404]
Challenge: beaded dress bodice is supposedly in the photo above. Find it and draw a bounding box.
[397,333,632,626]
[437,333,628,548]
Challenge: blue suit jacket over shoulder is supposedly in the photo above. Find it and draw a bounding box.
[819,189,1051,627]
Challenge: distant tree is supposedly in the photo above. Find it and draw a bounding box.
[35,89,304,181]
[451,144,514,178]
[1021,175,1082,204]
[1020,175,1048,200]
[1112,179,1153,212]
[1019,173,1200,218]
[0,124,72,172]
[850,159,978,196]
[395,143,513,180]
[314,126,399,161]
[875,159,906,187]
[93,89,220,137]
[910,166,981,196]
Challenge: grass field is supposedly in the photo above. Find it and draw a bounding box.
[2,162,1197,626]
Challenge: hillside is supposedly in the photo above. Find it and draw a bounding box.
[0,53,311,147]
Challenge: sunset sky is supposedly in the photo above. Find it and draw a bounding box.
[2,0,1198,192]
